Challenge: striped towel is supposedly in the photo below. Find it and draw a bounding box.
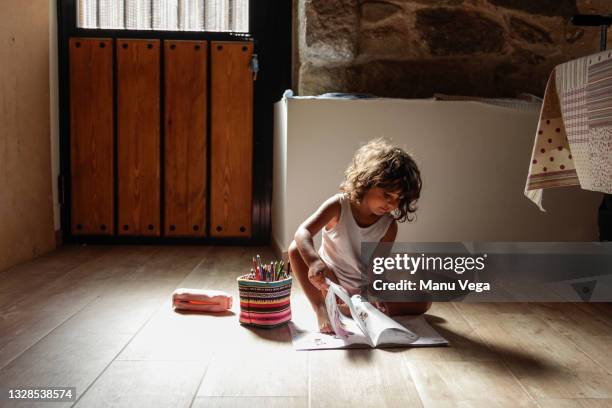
[525,50,612,210]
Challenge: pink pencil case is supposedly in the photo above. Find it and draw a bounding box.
[172,288,233,312]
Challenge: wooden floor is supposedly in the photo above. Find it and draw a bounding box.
[0,245,611,407]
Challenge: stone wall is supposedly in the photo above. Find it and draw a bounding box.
[297,0,611,97]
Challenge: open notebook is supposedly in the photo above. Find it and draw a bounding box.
[289,280,448,350]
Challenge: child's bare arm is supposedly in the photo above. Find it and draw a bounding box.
[370,220,398,313]
[366,219,398,282]
[294,195,341,290]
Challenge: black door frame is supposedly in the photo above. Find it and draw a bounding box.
[57,0,292,246]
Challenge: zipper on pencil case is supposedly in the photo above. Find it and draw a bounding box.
[176,300,222,306]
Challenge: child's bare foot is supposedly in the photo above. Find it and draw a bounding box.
[315,305,333,334]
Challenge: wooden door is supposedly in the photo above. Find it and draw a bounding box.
[117,39,161,236]
[210,41,253,237]
[69,38,114,235]
[164,40,207,237]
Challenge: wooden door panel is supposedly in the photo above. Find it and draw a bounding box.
[69,38,114,235]
[164,40,207,237]
[210,41,253,237]
[117,39,160,236]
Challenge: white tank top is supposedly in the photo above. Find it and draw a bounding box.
[318,193,394,295]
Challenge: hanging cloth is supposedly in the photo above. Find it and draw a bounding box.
[525,50,612,210]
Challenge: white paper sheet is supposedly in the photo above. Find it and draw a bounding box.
[289,315,448,351]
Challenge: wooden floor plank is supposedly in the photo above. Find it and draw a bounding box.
[195,325,307,398]
[118,246,207,282]
[405,360,538,407]
[558,335,612,375]
[515,370,612,399]
[536,398,612,407]
[0,328,132,407]
[455,306,612,399]
[117,300,228,362]
[7,246,155,313]
[73,361,206,408]
[402,302,500,363]
[452,302,535,321]
[0,246,205,405]
[532,303,612,338]
[456,310,602,371]
[58,280,179,336]
[0,245,109,310]
[310,349,423,407]
[192,396,308,408]
[0,247,158,370]
[0,244,104,279]
[529,303,612,374]
[50,246,206,338]
[587,303,612,319]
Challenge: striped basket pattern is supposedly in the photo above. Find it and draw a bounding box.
[237,275,292,328]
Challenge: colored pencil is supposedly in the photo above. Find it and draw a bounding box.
[245,256,290,282]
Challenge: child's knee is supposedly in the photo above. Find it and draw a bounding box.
[288,241,300,265]
[385,301,431,316]
[288,241,307,277]
[288,240,298,256]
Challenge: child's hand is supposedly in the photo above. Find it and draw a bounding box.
[308,261,331,291]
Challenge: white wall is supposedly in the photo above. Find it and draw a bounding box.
[272,100,288,257]
[273,97,601,254]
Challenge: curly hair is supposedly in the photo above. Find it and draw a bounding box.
[340,138,422,222]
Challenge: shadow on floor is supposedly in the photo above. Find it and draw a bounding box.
[413,314,562,379]
[240,324,294,344]
[173,309,236,317]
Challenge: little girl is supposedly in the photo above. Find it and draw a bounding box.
[288,138,431,333]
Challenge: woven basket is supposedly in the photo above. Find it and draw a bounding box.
[237,274,292,328]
